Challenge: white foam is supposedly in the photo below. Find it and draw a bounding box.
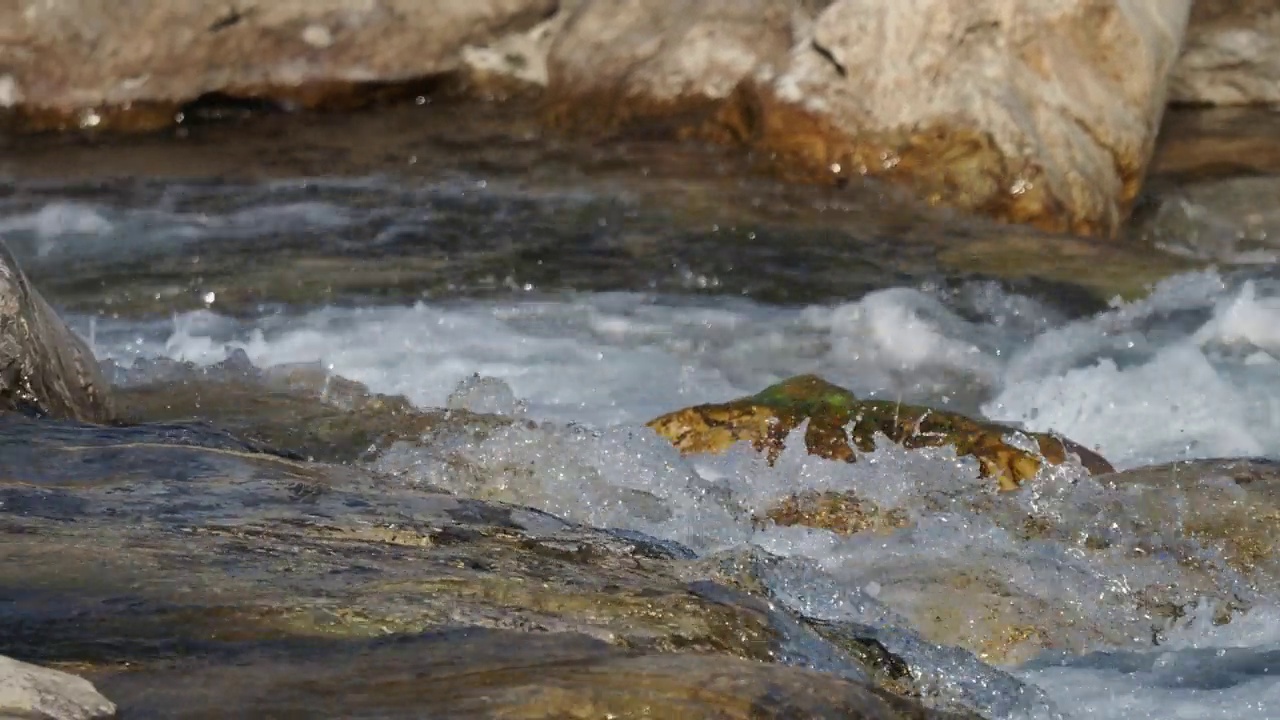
[1020,602,1280,720]
[82,266,1280,719]
[95,269,1280,469]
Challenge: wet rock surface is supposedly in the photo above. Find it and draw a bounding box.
[648,374,1113,491]
[1101,458,1280,585]
[0,241,114,423]
[93,629,980,719]
[644,377,1280,667]
[0,408,969,718]
[112,357,513,464]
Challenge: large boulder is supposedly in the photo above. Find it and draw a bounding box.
[726,0,1191,236]
[545,0,1191,236]
[0,0,558,130]
[1172,1,1280,106]
[0,242,114,423]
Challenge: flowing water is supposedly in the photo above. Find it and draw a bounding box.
[5,105,1280,718]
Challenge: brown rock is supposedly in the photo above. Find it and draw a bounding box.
[0,0,557,131]
[0,241,114,423]
[647,374,1113,492]
[724,0,1191,236]
[1172,1,1280,106]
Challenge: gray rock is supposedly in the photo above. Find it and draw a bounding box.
[1173,1,1280,106]
[0,407,958,718]
[0,241,114,422]
[735,0,1191,236]
[0,655,115,720]
[0,0,557,126]
[544,0,803,127]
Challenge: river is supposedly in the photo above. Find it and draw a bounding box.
[3,102,1280,718]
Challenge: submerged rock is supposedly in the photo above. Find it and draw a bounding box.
[0,655,116,720]
[0,241,113,423]
[734,450,1275,666]
[648,374,1112,491]
[1101,458,1280,587]
[0,412,963,718]
[1173,1,1280,106]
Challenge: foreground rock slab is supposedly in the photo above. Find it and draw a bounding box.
[0,655,115,720]
[95,628,979,720]
[647,374,1113,490]
[0,241,114,422]
[0,412,965,718]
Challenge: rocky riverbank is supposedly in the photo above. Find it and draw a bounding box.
[4,1,1280,235]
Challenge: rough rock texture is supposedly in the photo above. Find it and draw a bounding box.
[0,242,114,423]
[543,0,804,131]
[0,411,966,719]
[0,655,116,720]
[647,374,1113,491]
[721,0,1192,236]
[0,0,558,130]
[757,490,911,536]
[541,0,1191,235]
[99,631,981,719]
[1172,1,1280,105]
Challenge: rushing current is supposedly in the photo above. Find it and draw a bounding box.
[6,171,1280,719]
